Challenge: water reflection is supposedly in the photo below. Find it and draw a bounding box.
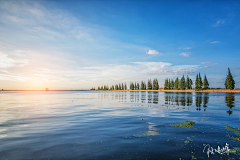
[196,93,202,111]
[141,92,146,103]
[225,94,235,116]
[186,93,193,106]
[148,92,152,103]
[98,92,236,116]
[164,92,193,107]
[127,92,159,104]
[203,93,209,111]
[147,122,159,136]
[152,92,158,104]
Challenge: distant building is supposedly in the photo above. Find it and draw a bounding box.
[45,88,49,91]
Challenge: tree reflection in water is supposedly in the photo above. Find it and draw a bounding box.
[195,93,202,111]
[225,94,235,116]
[164,92,193,107]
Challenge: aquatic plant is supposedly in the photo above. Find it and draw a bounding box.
[230,147,240,155]
[170,120,195,128]
[224,125,240,141]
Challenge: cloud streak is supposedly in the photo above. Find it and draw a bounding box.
[210,41,220,44]
[146,50,161,55]
[213,19,225,27]
[179,52,191,57]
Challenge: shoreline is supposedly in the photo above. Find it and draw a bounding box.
[103,89,240,93]
[1,89,239,93]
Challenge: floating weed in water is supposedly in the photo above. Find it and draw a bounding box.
[183,137,193,145]
[133,133,152,138]
[230,147,240,155]
[170,120,195,128]
[224,125,240,141]
[187,137,193,141]
[191,155,197,160]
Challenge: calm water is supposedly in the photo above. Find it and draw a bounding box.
[0,91,239,160]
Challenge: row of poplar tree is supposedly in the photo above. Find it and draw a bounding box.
[164,73,210,91]
[130,78,159,90]
[92,68,235,91]
[96,78,159,91]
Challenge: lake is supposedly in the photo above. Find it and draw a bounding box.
[0,91,239,160]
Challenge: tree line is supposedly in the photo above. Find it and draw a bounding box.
[92,68,235,91]
[96,78,159,91]
[164,68,235,91]
[164,73,209,91]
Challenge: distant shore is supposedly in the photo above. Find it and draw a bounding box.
[104,89,240,93]
[0,90,88,91]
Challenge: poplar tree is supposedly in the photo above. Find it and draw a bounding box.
[195,74,199,90]
[170,79,174,90]
[164,79,168,90]
[125,82,127,90]
[225,68,235,90]
[115,84,118,90]
[179,75,186,90]
[203,75,209,90]
[122,83,124,90]
[168,79,171,90]
[185,76,189,89]
[141,81,144,90]
[199,73,203,90]
[174,77,179,90]
[148,79,152,90]
[153,78,159,90]
[189,78,193,89]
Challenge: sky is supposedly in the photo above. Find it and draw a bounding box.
[0,0,240,90]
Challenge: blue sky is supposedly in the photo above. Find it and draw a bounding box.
[0,0,239,90]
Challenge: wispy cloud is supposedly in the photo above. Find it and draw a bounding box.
[146,50,161,55]
[179,52,191,57]
[201,62,211,64]
[199,66,211,69]
[156,65,199,75]
[213,19,225,27]
[178,47,191,50]
[232,67,240,70]
[0,51,29,68]
[210,41,220,44]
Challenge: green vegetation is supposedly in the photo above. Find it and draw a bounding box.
[95,79,159,91]
[140,81,146,90]
[174,77,179,90]
[170,120,195,128]
[163,72,209,91]
[225,68,235,90]
[224,125,240,141]
[203,74,209,89]
[230,147,240,155]
[179,75,186,90]
[195,73,203,91]
[147,79,152,90]
[186,75,193,89]
[152,78,159,90]
[92,68,236,91]
[164,75,193,90]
